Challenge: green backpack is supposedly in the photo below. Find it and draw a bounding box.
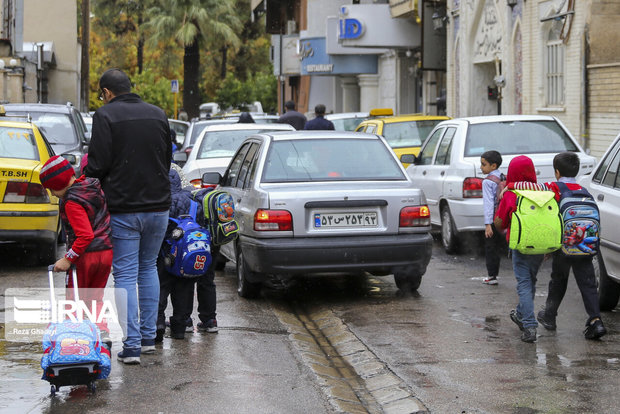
[508,189,562,255]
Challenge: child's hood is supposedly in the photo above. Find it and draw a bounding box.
[506,155,537,185]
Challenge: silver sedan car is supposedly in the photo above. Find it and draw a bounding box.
[202,131,433,298]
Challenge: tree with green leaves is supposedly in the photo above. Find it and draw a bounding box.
[145,0,241,119]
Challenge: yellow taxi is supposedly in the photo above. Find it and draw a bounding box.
[0,108,60,263]
[355,109,449,166]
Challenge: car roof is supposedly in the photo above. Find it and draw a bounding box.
[325,112,369,120]
[444,114,558,124]
[254,130,381,142]
[3,103,75,114]
[202,123,295,132]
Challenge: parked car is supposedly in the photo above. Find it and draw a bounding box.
[202,131,433,298]
[3,103,90,172]
[81,112,92,134]
[325,112,369,131]
[579,133,620,311]
[355,108,449,165]
[181,123,295,187]
[405,115,598,253]
[169,119,189,147]
[0,111,60,263]
[178,118,238,157]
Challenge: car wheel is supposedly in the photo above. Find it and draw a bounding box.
[594,253,620,311]
[394,271,422,292]
[236,245,261,299]
[38,238,58,265]
[441,206,460,254]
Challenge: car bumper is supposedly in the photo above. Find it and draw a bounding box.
[240,233,433,278]
[447,199,484,232]
[0,229,57,243]
[0,209,58,243]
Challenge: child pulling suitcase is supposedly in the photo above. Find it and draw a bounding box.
[41,266,111,396]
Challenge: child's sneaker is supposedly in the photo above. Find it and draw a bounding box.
[483,276,498,285]
[117,348,140,364]
[197,319,218,333]
[141,338,156,354]
[537,310,556,331]
[521,327,537,343]
[185,317,194,333]
[510,309,524,331]
[584,318,607,340]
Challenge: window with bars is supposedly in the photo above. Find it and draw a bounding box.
[545,34,564,106]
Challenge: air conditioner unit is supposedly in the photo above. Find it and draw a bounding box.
[286,20,296,35]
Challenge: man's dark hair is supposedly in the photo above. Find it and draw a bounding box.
[481,150,502,168]
[314,104,326,115]
[99,68,132,95]
[553,151,580,177]
[284,100,296,110]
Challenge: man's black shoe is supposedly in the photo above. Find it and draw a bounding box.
[171,331,185,340]
[510,309,525,331]
[537,310,557,331]
[155,325,165,343]
[584,318,607,340]
[521,327,537,343]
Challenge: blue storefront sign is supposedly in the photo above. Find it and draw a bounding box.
[300,37,378,76]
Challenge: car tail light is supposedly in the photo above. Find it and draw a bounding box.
[190,178,217,190]
[185,146,193,156]
[400,206,431,227]
[3,181,50,203]
[254,209,292,231]
[463,177,483,198]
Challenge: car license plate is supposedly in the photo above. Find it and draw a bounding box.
[314,212,378,228]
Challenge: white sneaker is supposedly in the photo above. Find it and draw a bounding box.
[483,276,498,285]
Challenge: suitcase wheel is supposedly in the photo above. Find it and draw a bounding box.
[88,381,96,393]
[50,385,57,396]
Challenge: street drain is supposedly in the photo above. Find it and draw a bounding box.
[272,303,428,414]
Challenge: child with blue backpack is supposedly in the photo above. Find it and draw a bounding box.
[504,152,606,339]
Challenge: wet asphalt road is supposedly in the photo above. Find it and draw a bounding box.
[0,238,619,413]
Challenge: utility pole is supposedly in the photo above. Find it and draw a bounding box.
[80,0,90,112]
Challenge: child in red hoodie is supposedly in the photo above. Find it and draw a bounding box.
[39,156,113,349]
[505,152,606,340]
[493,155,543,343]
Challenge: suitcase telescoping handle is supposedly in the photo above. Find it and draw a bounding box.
[47,265,80,323]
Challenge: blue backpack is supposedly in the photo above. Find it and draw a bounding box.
[557,182,600,256]
[163,200,212,277]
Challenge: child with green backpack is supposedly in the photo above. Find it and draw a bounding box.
[494,155,558,343]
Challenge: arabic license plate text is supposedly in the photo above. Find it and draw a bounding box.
[314,212,377,228]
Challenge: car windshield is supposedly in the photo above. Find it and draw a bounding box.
[331,118,366,131]
[262,138,406,182]
[197,129,274,160]
[0,127,38,160]
[464,121,579,157]
[382,120,442,148]
[27,113,76,146]
[189,121,236,146]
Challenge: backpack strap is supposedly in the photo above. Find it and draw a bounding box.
[556,181,592,199]
[189,200,198,221]
[484,174,501,184]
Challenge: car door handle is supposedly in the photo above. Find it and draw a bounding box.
[597,194,604,202]
[440,171,445,176]
[422,170,427,175]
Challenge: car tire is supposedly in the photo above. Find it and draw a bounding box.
[441,206,460,254]
[394,271,422,292]
[236,245,261,299]
[38,238,58,265]
[595,253,620,311]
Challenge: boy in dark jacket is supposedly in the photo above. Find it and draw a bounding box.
[504,152,606,339]
[494,155,544,343]
[39,155,113,349]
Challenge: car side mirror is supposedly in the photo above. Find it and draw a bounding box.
[202,172,222,186]
[400,154,416,165]
[173,151,187,166]
[62,153,78,165]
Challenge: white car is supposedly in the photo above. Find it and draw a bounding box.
[579,133,620,311]
[405,115,597,253]
[181,123,295,187]
[325,112,369,131]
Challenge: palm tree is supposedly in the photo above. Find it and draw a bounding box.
[146,0,241,119]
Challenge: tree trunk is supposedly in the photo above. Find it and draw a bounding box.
[137,13,144,74]
[183,41,201,119]
[220,46,227,80]
[80,0,90,111]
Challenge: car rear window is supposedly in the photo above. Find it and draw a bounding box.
[197,129,274,159]
[464,120,579,157]
[382,120,442,148]
[0,127,38,160]
[20,112,77,146]
[262,138,406,182]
